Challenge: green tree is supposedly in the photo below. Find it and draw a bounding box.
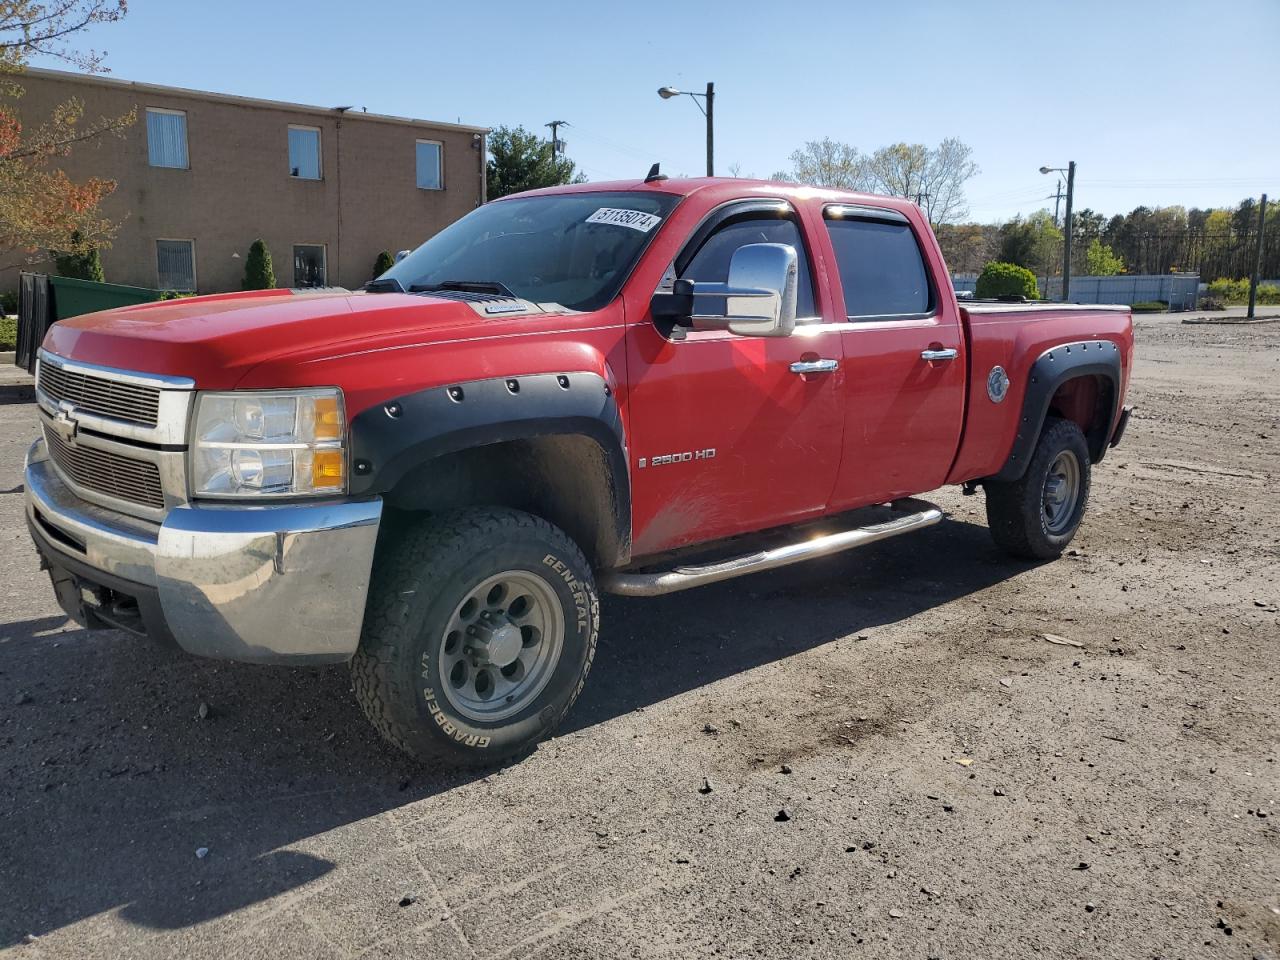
[486,125,583,199]
[53,231,105,281]
[1084,238,1124,276]
[975,261,1040,300]
[372,250,395,279]
[997,211,1061,275]
[242,239,276,290]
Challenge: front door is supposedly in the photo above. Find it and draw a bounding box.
[625,206,845,556]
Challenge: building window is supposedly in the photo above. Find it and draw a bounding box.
[293,244,327,287]
[156,239,196,291]
[415,140,442,190]
[288,125,321,179]
[146,108,189,169]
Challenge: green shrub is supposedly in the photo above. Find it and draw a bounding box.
[1205,278,1280,305]
[1130,300,1168,313]
[158,290,195,301]
[54,246,105,282]
[242,239,276,290]
[372,250,395,279]
[1,289,16,315]
[975,261,1040,300]
[0,315,15,350]
[1206,278,1249,302]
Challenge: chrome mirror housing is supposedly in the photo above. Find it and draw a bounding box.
[686,243,798,338]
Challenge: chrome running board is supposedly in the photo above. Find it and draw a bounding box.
[601,499,944,597]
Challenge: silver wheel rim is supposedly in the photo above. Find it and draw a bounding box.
[437,570,564,723]
[1043,450,1081,535]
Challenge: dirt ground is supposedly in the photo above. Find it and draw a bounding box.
[0,314,1276,959]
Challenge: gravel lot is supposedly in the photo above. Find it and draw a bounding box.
[0,314,1276,959]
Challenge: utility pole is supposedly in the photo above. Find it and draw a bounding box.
[1248,193,1268,320]
[545,120,568,161]
[1062,160,1076,301]
[704,82,714,177]
[1047,180,1065,228]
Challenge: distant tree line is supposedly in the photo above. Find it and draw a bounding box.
[938,198,1279,281]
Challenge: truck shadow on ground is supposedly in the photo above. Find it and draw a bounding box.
[0,514,1034,944]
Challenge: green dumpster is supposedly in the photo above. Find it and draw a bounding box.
[49,275,161,320]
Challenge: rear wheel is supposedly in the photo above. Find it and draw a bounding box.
[985,417,1091,560]
[352,508,599,766]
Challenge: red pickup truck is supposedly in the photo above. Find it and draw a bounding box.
[24,176,1133,764]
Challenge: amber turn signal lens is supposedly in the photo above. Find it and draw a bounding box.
[311,449,345,489]
[313,396,343,441]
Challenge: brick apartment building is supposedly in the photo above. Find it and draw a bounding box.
[3,68,488,294]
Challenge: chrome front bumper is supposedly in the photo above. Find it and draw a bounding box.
[24,439,382,664]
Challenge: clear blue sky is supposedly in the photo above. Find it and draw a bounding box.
[31,0,1278,222]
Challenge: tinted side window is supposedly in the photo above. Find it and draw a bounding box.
[682,217,815,317]
[825,218,933,318]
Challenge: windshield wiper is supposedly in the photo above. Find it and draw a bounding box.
[364,277,404,293]
[409,280,518,298]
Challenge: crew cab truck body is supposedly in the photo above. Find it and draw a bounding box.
[23,177,1133,763]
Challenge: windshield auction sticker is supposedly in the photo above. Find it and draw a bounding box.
[585,208,663,233]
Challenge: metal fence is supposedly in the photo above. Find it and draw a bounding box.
[15,273,52,374]
[951,273,1200,310]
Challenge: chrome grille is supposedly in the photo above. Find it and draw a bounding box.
[42,426,166,510]
[37,360,160,427]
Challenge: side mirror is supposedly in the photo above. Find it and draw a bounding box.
[651,243,799,338]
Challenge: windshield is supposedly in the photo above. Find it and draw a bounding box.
[379,191,681,312]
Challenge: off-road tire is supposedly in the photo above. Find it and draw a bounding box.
[351,508,599,765]
[985,417,1092,560]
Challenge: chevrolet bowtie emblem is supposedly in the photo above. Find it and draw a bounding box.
[51,401,79,444]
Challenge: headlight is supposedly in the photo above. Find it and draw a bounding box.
[190,388,346,498]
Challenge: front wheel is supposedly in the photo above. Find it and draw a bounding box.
[352,508,599,766]
[985,417,1092,560]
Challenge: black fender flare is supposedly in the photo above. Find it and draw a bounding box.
[348,371,630,554]
[993,339,1121,482]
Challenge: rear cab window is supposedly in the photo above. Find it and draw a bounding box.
[824,206,935,320]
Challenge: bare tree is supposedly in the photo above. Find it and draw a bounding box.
[1,2,133,267]
[1,1,127,80]
[770,138,870,190]
[772,135,979,225]
[865,138,979,226]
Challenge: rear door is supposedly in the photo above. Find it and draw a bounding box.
[821,205,966,509]
[624,201,846,556]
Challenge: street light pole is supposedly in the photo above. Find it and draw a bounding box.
[704,82,714,177]
[1062,160,1076,302]
[658,83,715,177]
[1041,161,1077,301]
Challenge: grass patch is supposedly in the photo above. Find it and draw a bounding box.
[0,315,16,351]
[1130,301,1168,313]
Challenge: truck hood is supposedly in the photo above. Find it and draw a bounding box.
[42,289,559,389]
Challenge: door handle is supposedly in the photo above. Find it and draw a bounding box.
[920,348,958,362]
[790,358,840,375]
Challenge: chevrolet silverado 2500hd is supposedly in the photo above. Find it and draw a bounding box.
[24,176,1133,764]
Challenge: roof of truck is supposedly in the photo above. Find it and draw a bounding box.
[510,177,921,213]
